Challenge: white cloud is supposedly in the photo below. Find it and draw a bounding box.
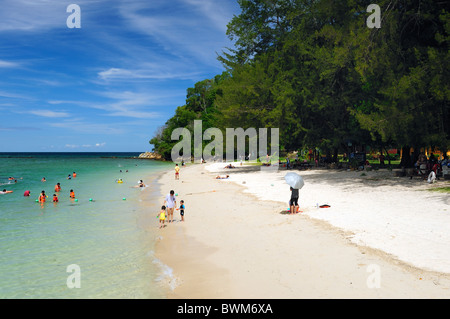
[116,0,237,68]
[50,119,125,135]
[181,0,236,32]
[98,67,200,81]
[28,109,70,118]
[85,90,166,119]
[0,60,20,68]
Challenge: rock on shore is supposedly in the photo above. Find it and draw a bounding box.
[138,152,164,160]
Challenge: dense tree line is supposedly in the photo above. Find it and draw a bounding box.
[150,0,449,166]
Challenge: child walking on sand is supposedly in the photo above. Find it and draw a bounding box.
[159,205,166,228]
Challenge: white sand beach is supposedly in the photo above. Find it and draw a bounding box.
[154,162,450,298]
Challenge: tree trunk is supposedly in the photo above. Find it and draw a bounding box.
[400,146,412,168]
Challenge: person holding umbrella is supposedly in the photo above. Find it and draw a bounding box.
[284,172,304,214]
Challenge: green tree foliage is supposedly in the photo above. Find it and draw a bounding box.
[151,0,449,165]
[150,73,228,160]
[352,0,449,163]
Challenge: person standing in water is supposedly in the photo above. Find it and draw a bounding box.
[39,191,47,203]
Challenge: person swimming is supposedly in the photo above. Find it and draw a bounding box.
[69,189,75,199]
[53,194,59,203]
[55,183,61,192]
[0,189,13,194]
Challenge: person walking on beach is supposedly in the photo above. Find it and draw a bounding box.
[175,164,180,180]
[164,190,176,223]
[159,206,166,229]
[289,187,299,215]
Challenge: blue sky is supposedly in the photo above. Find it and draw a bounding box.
[0,0,240,152]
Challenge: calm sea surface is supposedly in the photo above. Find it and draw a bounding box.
[0,152,172,298]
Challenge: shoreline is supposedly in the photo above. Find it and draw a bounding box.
[153,163,450,298]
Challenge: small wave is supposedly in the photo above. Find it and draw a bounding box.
[148,250,179,291]
[0,181,15,186]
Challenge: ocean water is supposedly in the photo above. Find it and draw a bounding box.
[0,152,172,298]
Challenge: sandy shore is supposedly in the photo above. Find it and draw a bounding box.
[154,163,450,298]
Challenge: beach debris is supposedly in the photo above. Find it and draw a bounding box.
[284,172,305,189]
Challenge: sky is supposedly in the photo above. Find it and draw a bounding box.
[0,0,240,152]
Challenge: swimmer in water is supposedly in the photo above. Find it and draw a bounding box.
[41,177,46,182]
[55,183,61,193]
[69,189,75,199]
[0,189,13,194]
[73,172,77,178]
[53,194,59,203]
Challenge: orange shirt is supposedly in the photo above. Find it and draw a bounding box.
[70,192,75,198]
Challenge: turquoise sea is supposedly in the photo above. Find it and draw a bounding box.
[0,152,172,298]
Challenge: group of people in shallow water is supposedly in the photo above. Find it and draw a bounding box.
[27,173,78,204]
[0,172,79,204]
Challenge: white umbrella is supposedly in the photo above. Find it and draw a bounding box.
[284,172,304,189]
